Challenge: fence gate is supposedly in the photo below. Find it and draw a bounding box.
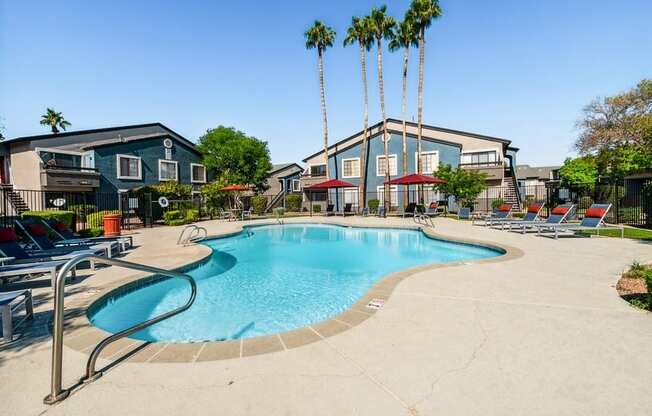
[119,192,152,229]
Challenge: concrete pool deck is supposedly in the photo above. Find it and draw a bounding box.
[1,216,651,415]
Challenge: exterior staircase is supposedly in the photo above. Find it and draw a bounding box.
[502,168,521,210]
[265,190,286,213]
[3,186,30,215]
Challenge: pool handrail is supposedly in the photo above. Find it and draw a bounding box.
[43,253,197,405]
[177,224,208,245]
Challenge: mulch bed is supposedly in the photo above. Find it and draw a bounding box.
[617,276,648,297]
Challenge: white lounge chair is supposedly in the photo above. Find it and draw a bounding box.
[535,203,623,239]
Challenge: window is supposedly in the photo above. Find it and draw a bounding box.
[415,151,439,174]
[292,179,301,192]
[310,164,327,177]
[190,163,206,183]
[165,148,172,160]
[342,158,360,178]
[116,155,142,180]
[376,185,398,207]
[460,150,498,166]
[343,187,358,206]
[376,155,397,176]
[39,150,82,169]
[158,160,178,181]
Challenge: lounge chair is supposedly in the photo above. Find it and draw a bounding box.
[42,218,132,252]
[325,204,335,216]
[377,206,387,218]
[0,227,97,265]
[16,219,115,258]
[0,259,73,288]
[473,204,513,226]
[509,203,574,234]
[425,202,440,217]
[535,203,622,239]
[458,207,471,220]
[241,207,253,220]
[491,203,545,230]
[218,209,232,220]
[401,203,418,218]
[1,289,33,342]
[342,203,355,216]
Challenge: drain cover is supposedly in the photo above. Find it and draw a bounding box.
[366,298,385,310]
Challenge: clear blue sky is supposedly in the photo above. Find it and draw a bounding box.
[1,0,651,166]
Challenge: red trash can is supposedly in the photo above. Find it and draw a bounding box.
[103,214,122,237]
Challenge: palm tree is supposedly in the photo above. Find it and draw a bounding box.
[305,21,336,179]
[408,0,442,175]
[40,108,71,134]
[368,5,396,208]
[389,14,418,182]
[344,16,373,211]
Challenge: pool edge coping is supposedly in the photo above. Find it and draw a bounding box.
[62,219,524,363]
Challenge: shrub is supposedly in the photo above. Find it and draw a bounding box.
[368,199,380,213]
[312,204,322,213]
[167,218,189,226]
[153,181,192,200]
[252,196,268,215]
[273,207,285,217]
[78,227,103,238]
[87,210,120,228]
[163,210,183,225]
[491,198,505,209]
[285,195,302,212]
[22,210,74,228]
[185,209,199,223]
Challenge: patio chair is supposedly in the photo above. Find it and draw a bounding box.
[491,203,545,230]
[241,207,253,220]
[458,207,471,220]
[16,219,115,258]
[42,219,132,252]
[473,204,513,226]
[0,227,97,267]
[402,203,418,218]
[425,202,440,217]
[218,209,232,220]
[377,206,387,218]
[342,203,355,216]
[325,204,335,216]
[1,289,33,342]
[535,203,622,239]
[0,259,73,289]
[509,203,575,234]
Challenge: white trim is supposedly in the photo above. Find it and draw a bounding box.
[116,154,142,180]
[414,150,439,174]
[376,185,398,207]
[158,159,178,181]
[190,163,206,183]
[343,187,358,205]
[376,154,397,177]
[460,148,501,161]
[291,179,301,192]
[35,147,84,156]
[341,157,361,178]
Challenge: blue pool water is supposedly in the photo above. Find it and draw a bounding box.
[89,224,501,342]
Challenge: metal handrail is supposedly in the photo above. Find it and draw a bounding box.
[413,212,434,228]
[176,224,207,245]
[43,254,197,405]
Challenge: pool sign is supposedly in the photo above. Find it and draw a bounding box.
[52,198,66,207]
[158,196,169,208]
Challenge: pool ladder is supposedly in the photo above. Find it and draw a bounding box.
[413,212,434,228]
[177,224,208,245]
[43,254,197,405]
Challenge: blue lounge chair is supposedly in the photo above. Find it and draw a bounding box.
[42,218,132,251]
[473,204,513,226]
[509,203,575,234]
[458,207,471,220]
[535,203,622,239]
[0,227,97,264]
[0,259,73,288]
[491,203,545,230]
[1,289,33,342]
[16,219,115,258]
[325,204,335,216]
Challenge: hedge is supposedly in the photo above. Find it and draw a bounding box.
[312,204,322,213]
[368,199,380,213]
[491,198,505,209]
[286,195,302,212]
[21,210,74,228]
[78,227,104,238]
[87,210,120,228]
[252,196,268,215]
[162,209,199,226]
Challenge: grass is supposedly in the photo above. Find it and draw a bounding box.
[581,227,652,241]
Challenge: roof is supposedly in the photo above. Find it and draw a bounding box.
[515,164,561,180]
[268,163,303,176]
[5,122,201,155]
[302,118,512,162]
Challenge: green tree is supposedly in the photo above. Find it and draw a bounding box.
[344,16,373,210]
[433,164,487,208]
[201,178,229,216]
[408,0,442,173]
[368,5,396,207]
[558,156,598,187]
[305,21,336,179]
[197,126,273,191]
[389,15,418,179]
[40,108,71,133]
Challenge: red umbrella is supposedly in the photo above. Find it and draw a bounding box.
[385,173,446,185]
[305,179,357,189]
[220,184,249,191]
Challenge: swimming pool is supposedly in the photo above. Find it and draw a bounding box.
[89,224,502,342]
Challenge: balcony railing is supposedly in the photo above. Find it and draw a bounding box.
[459,161,504,168]
[43,165,99,173]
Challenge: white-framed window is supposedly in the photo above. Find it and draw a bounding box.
[292,179,301,192]
[376,154,397,176]
[343,187,358,206]
[190,163,206,183]
[158,160,178,181]
[341,157,360,178]
[460,150,498,166]
[165,148,172,160]
[376,185,398,207]
[116,154,142,180]
[415,151,439,175]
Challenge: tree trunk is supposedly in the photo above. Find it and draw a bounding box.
[377,37,390,209]
[416,28,426,203]
[401,45,409,207]
[318,47,330,179]
[358,43,370,213]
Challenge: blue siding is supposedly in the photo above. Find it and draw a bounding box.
[93,137,206,192]
[280,171,301,192]
[325,132,460,208]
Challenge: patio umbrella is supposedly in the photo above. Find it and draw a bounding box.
[305,179,358,216]
[384,174,447,206]
[220,184,249,209]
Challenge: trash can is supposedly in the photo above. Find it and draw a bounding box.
[103,214,122,237]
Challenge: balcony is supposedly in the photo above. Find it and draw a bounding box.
[40,165,101,190]
[459,162,505,180]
